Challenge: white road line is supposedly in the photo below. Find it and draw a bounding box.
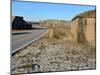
[12,30,48,55]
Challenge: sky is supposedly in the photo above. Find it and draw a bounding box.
[12,1,96,22]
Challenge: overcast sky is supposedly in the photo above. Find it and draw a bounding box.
[12,1,96,21]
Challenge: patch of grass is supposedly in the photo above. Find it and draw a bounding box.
[18,63,32,68]
[53,34,60,39]
[53,28,66,39]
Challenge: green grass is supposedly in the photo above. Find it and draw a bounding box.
[18,63,32,68]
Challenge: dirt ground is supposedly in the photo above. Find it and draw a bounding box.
[11,28,96,74]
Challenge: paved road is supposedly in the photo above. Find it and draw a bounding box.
[11,29,48,54]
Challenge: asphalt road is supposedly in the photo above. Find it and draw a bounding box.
[11,29,48,54]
